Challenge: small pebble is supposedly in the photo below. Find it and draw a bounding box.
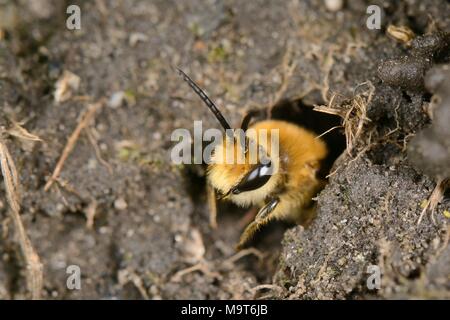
[114,197,128,210]
[108,91,125,109]
[325,0,343,12]
[129,32,148,47]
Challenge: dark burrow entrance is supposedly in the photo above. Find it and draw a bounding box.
[270,98,346,179]
[238,98,346,249]
[181,97,346,284]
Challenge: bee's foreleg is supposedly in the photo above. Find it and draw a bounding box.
[236,197,279,250]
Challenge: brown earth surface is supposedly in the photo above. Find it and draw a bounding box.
[0,0,449,299]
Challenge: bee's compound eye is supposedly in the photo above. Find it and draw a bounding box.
[232,161,272,194]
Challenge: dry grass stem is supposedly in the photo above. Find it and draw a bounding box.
[54,70,80,103]
[170,261,222,283]
[85,127,113,174]
[418,177,449,225]
[315,125,343,140]
[0,137,43,299]
[314,81,374,155]
[44,101,104,191]
[6,120,42,142]
[85,199,98,229]
[223,247,265,266]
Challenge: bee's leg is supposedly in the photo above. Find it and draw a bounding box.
[207,183,218,229]
[236,198,279,250]
[236,221,261,251]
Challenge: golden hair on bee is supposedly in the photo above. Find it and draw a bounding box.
[176,68,327,249]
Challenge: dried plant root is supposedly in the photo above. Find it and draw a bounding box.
[0,138,43,299]
[44,101,104,191]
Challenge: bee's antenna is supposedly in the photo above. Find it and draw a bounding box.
[175,67,232,132]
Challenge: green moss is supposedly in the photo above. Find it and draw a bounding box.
[188,22,204,38]
[117,144,142,162]
[207,45,229,63]
[145,271,161,285]
[124,89,137,106]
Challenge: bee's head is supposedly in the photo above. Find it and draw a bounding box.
[207,133,281,206]
[176,68,281,205]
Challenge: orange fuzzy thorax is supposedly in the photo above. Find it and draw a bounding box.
[207,120,327,209]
